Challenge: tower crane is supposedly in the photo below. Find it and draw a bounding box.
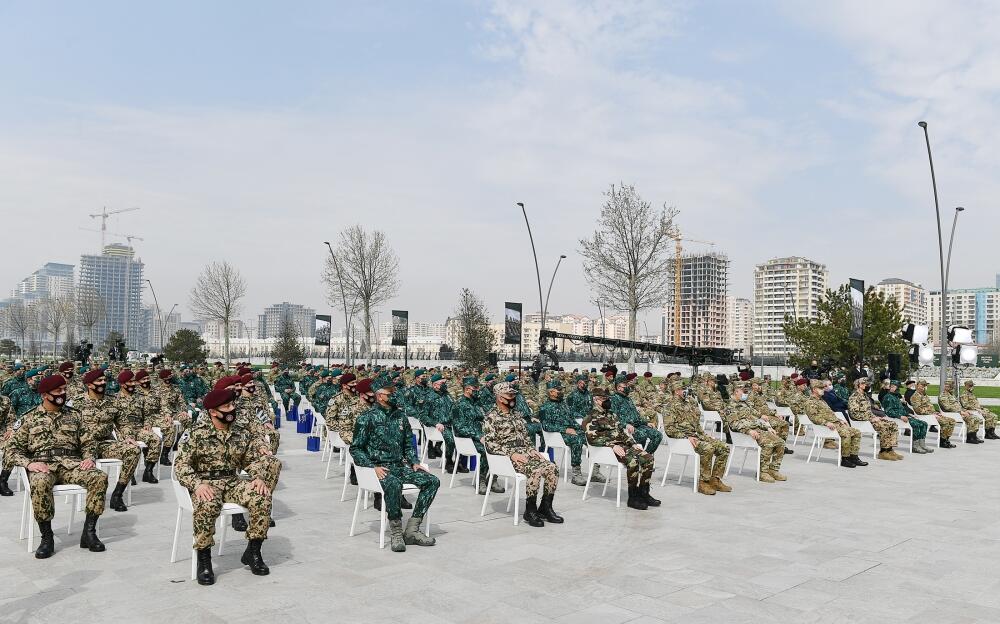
[89,206,140,250]
[668,229,715,346]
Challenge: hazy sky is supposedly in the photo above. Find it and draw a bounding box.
[2,1,998,331]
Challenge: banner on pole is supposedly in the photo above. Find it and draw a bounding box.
[504,302,522,345]
[314,314,331,346]
[391,310,409,347]
[849,278,864,341]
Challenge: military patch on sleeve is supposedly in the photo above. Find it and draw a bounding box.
[11,419,22,431]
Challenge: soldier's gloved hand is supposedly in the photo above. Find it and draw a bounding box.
[249,478,270,496]
[26,462,50,473]
[613,445,626,458]
[194,484,216,502]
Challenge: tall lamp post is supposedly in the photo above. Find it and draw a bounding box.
[144,279,163,353]
[917,121,949,393]
[944,206,965,387]
[517,202,546,334]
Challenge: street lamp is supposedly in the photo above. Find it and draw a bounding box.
[542,254,567,328]
[516,203,546,332]
[144,279,163,353]
[917,121,949,392]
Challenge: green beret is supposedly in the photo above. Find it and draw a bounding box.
[331,368,343,377]
[546,380,562,390]
[462,376,479,388]
[484,373,496,382]
[26,367,43,378]
[430,373,443,383]
[575,375,589,383]
[504,374,516,382]
[414,368,426,377]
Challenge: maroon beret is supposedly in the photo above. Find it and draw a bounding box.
[237,367,251,376]
[117,370,134,384]
[59,361,74,373]
[134,369,149,382]
[203,389,236,410]
[643,372,653,378]
[83,369,104,385]
[339,373,356,385]
[158,369,173,379]
[213,375,238,390]
[794,378,808,386]
[240,373,253,384]
[355,378,373,395]
[625,373,637,381]
[37,375,66,394]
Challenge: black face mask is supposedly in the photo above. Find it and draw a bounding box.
[50,393,66,406]
[92,384,106,395]
[140,382,151,390]
[600,399,611,411]
[216,408,236,423]
[384,397,398,410]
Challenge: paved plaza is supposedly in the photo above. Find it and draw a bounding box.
[2,426,999,624]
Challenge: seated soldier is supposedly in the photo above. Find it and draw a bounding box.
[882,380,932,454]
[583,388,658,509]
[725,383,787,482]
[910,380,957,448]
[483,382,563,527]
[847,378,903,460]
[77,369,140,512]
[804,382,866,467]
[351,382,438,553]
[939,380,983,444]
[663,382,731,495]
[609,378,663,454]
[539,380,596,486]
[960,380,997,440]
[453,376,504,495]
[749,378,791,453]
[175,388,280,585]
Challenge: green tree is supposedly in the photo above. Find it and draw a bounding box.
[784,285,909,376]
[272,314,306,365]
[163,329,209,364]
[453,288,496,369]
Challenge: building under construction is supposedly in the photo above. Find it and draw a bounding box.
[661,252,729,348]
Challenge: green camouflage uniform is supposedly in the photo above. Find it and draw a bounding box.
[582,404,653,486]
[273,373,300,411]
[6,405,108,521]
[76,394,141,485]
[882,392,928,439]
[565,386,592,421]
[803,395,860,457]
[725,399,784,473]
[425,389,456,461]
[174,419,281,549]
[848,389,898,448]
[483,406,558,498]
[664,394,730,482]
[609,391,662,453]
[960,387,995,428]
[10,385,42,418]
[539,397,586,467]
[453,395,488,481]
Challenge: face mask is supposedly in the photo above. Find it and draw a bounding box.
[385,397,398,410]
[245,386,255,393]
[28,378,39,389]
[51,394,66,406]
[551,392,563,401]
[92,384,106,395]
[600,399,611,410]
[739,394,748,402]
[216,408,236,423]
[140,382,151,390]
[439,384,447,393]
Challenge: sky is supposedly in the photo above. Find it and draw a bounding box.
[2,0,999,332]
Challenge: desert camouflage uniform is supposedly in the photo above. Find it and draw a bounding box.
[138,386,176,454]
[725,399,784,473]
[157,380,192,432]
[803,396,860,457]
[0,395,14,472]
[76,394,140,485]
[174,419,280,549]
[6,405,108,521]
[235,396,279,455]
[483,406,558,498]
[664,394,730,482]
[112,390,162,463]
[960,387,995,428]
[584,404,654,486]
[910,391,955,439]
[749,384,788,440]
[940,390,983,431]
[848,389,899,448]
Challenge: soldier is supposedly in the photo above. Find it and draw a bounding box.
[351,381,438,552]
[539,380,593,487]
[7,375,108,558]
[961,380,997,440]
[483,382,564,527]
[174,388,278,585]
[940,380,984,444]
[0,390,13,496]
[881,380,932,453]
[453,376,505,495]
[583,387,658,509]
[565,374,592,420]
[609,378,663,454]
[848,378,903,460]
[273,368,300,413]
[113,370,163,483]
[804,382,866,467]
[749,379,790,451]
[135,369,177,465]
[910,380,957,448]
[58,361,84,399]
[663,382,732,495]
[424,374,464,473]
[76,369,139,512]
[9,367,43,419]
[156,369,192,437]
[725,383,787,482]
[1,363,26,397]
[241,373,280,454]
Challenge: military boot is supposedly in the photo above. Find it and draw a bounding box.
[849,454,868,466]
[986,427,999,440]
[590,466,607,483]
[141,462,159,484]
[373,493,383,511]
[626,484,648,510]
[538,493,564,523]
[570,466,588,486]
[640,483,662,506]
[697,479,716,495]
[455,458,469,473]
[388,518,406,552]
[912,441,927,454]
[159,453,172,466]
[35,521,55,559]
[400,495,412,510]
[709,477,733,492]
[196,548,215,585]
[349,465,358,485]
[918,439,933,453]
[109,482,128,512]
[403,516,436,546]
[0,470,13,497]
[522,497,545,527]
[79,514,106,552]
[766,470,786,482]
[231,513,248,532]
[491,478,505,494]
[240,539,270,575]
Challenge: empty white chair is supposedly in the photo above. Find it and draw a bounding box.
[449,435,481,490]
[798,412,842,464]
[349,465,430,548]
[169,469,248,580]
[480,454,528,525]
[16,467,87,552]
[324,430,349,479]
[659,436,699,492]
[580,445,623,507]
[698,408,724,440]
[541,431,570,483]
[725,432,761,481]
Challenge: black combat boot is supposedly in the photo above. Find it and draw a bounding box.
[987,427,999,440]
[141,462,159,484]
[349,465,358,486]
[849,454,868,466]
[0,470,13,497]
[240,539,270,576]
[79,513,106,552]
[537,493,564,523]
[445,459,456,474]
[626,485,648,510]
[269,517,276,527]
[400,495,412,510]
[840,456,856,468]
[159,453,172,466]
[783,447,794,455]
[373,493,383,511]
[231,513,247,532]
[941,438,955,449]
[455,457,469,473]
[109,482,128,512]
[196,548,215,585]
[640,483,661,507]
[35,521,55,559]
[522,497,545,527]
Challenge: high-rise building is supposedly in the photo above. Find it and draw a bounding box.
[78,244,144,350]
[257,302,316,339]
[144,306,182,351]
[753,256,828,358]
[928,288,1000,346]
[875,278,928,326]
[725,296,753,359]
[9,262,75,303]
[203,319,246,341]
[662,253,729,347]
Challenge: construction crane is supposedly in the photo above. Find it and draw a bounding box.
[669,228,715,346]
[89,206,140,250]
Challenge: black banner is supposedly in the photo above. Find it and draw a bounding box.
[849,278,864,341]
[504,302,522,345]
[391,310,408,347]
[314,314,331,346]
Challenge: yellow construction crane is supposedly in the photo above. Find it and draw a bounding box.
[89,206,140,250]
[669,229,715,345]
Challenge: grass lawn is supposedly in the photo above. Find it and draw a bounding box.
[926,385,1000,399]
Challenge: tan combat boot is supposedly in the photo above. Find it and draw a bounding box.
[709,477,732,492]
[889,450,904,460]
[877,449,895,461]
[697,479,716,495]
[759,471,775,483]
[767,470,787,481]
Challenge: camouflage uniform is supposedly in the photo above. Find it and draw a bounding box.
[910,390,955,439]
[939,387,983,431]
[848,389,899,448]
[236,396,279,455]
[609,391,662,453]
[425,389,457,463]
[725,399,785,474]
[76,394,141,485]
[273,373,300,411]
[565,385,592,421]
[0,394,14,475]
[157,379,192,432]
[584,404,653,485]
[663,394,730,482]
[6,405,108,521]
[749,383,788,440]
[803,395,860,457]
[483,406,558,498]
[138,386,177,454]
[960,386,994,428]
[882,392,929,439]
[350,403,439,520]
[174,419,280,550]
[10,385,42,418]
[539,397,586,467]
[453,395,489,482]
[113,390,162,463]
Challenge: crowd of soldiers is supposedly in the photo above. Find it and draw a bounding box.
[2,356,996,581]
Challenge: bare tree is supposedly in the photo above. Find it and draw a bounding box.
[579,183,679,372]
[76,286,107,342]
[2,300,35,355]
[189,261,246,368]
[322,226,399,365]
[36,296,75,360]
[453,288,497,369]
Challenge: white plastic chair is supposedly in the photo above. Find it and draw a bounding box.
[660,436,699,492]
[580,445,623,508]
[798,413,842,464]
[541,431,571,483]
[725,432,761,481]
[480,454,528,525]
[913,414,943,448]
[169,469,248,580]
[407,417,424,452]
[698,408,724,440]
[893,417,914,453]
[95,458,132,506]
[419,425,448,473]
[939,412,968,444]
[838,412,879,460]
[341,450,356,502]
[16,467,87,552]
[449,435,481,490]
[349,464,430,548]
[324,430,349,479]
